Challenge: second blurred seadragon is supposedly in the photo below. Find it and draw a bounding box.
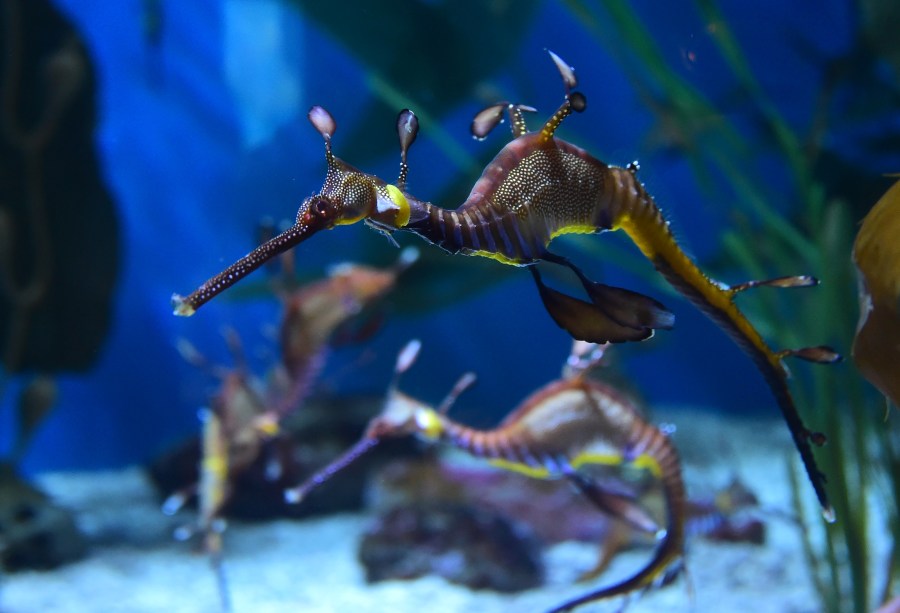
[160,247,417,611]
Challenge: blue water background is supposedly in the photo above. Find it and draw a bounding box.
[9,0,870,471]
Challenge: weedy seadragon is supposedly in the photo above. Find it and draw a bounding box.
[173,52,840,520]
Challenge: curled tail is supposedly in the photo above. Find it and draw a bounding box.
[549,419,686,612]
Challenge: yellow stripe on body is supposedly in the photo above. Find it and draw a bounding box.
[469,250,527,266]
[463,222,595,266]
[549,224,598,240]
[488,451,663,480]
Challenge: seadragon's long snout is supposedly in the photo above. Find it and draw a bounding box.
[172,196,337,316]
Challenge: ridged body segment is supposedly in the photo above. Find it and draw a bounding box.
[406,135,611,264]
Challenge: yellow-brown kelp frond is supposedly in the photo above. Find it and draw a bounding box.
[852,180,900,409]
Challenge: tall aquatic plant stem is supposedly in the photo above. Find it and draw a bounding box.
[693,0,812,198]
[563,0,818,263]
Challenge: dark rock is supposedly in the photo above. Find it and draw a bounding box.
[368,456,621,545]
[0,464,86,571]
[358,502,544,593]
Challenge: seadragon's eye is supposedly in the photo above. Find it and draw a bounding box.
[313,199,330,217]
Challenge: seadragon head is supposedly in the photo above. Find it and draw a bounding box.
[172,106,419,316]
[282,340,473,505]
[363,339,468,442]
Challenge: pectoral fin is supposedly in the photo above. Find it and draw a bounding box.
[564,469,660,535]
[531,268,653,343]
[542,251,674,333]
[582,281,675,332]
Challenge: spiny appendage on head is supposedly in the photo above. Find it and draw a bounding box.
[314,105,421,230]
[537,51,587,143]
[395,109,418,190]
[469,50,585,144]
[309,106,422,242]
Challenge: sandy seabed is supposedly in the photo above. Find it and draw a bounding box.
[0,408,838,613]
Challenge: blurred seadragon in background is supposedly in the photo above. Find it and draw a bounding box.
[286,340,686,612]
[158,248,417,610]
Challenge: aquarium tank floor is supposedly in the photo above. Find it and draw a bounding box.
[2,408,869,613]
